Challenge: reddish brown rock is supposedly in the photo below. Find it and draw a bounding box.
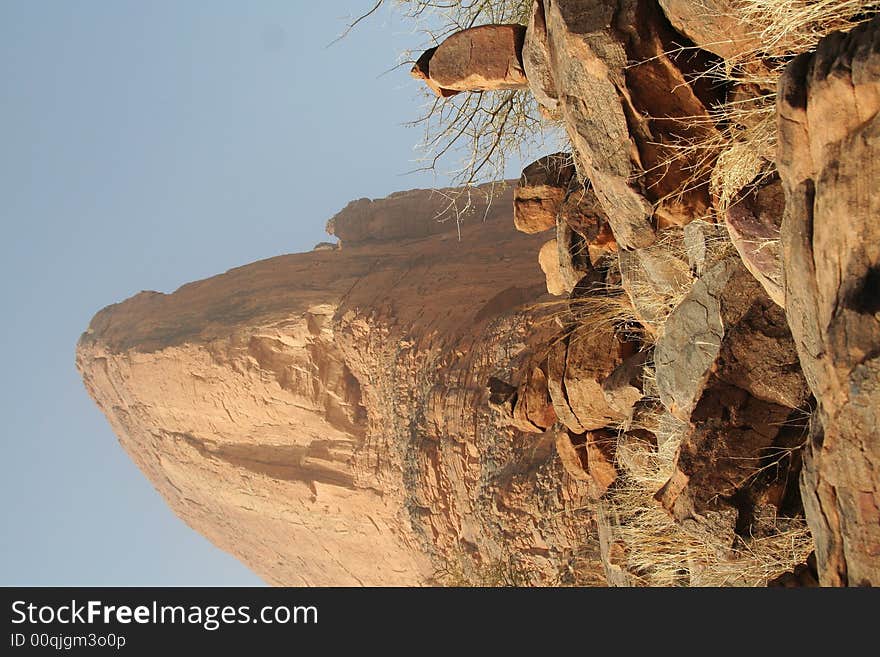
[538,238,566,295]
[555,214,593,293]
[547,321,627,433]
[412,24,529,96]
[558,181,618,261]
[540,0,720,248]
[554,429,619,497]
[326,182,514,246]
[657,0,763,60]
[584,430,619,495]
[496,365,558,433]
[656,383,806,539]
[514,153,576,234]
[725,178,786,308]
[410,47,461,97]
[777,18,880,586]
[602,350,649,423]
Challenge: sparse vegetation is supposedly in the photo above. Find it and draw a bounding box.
[338,0,565,221]
[343,0,879,587]
[679,0,879,216]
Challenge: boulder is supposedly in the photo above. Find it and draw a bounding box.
[725,177,786,308]
[601,350,649,423]
[777,18,880,586]
[410,47,461,97]
[547,321,627,433]
[555,215,592,293]
[412,24,529,96]
[558,180,618,262]
[554,429,619,497]
[654,257,808,420]
[584,430,619,495]
[538,238,566,296]
[507,366,558,432]
[652,253,810,543]
[657,0,763,60]
[514,153,576,234]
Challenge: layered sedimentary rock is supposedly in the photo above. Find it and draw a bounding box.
[77,184,606,586]
[777,18,880,586]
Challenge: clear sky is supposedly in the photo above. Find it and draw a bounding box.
[0,1,535,586]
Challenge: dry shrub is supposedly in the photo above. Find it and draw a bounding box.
[707,0,878,213]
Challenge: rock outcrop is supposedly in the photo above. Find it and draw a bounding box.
[411,24,528,96]
[79,1,880,587]
[777,18,880,586]
[653,256,810,539]
[514,153,575,234]
[326,184,514,247]
[77,184,606,586]
[528,0,721,245]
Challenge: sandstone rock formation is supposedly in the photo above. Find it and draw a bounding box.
[79,1,880,587]
[513,153,575,234]
[77,184,606,586]
[326,184,513,246]
[777,18,880,586]
[411,24,529,96]
[525,0,721,247]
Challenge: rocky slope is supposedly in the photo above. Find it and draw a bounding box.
[79,1,880,586]
[510,1,880,586]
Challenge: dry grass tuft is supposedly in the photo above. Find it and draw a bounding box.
[703,0,878,213]
[604,406,813,587]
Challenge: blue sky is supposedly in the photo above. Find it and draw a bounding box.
[0,1,512,586]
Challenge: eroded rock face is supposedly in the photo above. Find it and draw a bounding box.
[777,18,880,586]
[77,185,606,586]
[536,0,720,248]
[412,24,529,96]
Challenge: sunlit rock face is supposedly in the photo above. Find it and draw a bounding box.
[77,183,606,586]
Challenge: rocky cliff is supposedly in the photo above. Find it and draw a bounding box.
[79,0,880,586]
[77,184,605,586]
